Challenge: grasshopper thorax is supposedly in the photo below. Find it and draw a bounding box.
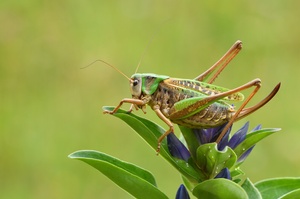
[130,73,169,98]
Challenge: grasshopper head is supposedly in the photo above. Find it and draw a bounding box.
[130,74,143,98]
[130,73,170,98]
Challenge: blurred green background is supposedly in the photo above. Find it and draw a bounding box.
[1,1,299,198]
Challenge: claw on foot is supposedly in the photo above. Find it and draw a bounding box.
[103,110,114,114]
[156,143,161,156]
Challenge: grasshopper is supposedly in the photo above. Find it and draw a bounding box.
[103,40,280,153]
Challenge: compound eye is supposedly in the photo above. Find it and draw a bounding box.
[133,79,139,86]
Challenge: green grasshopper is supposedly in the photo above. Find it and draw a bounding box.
[102,40,280,153]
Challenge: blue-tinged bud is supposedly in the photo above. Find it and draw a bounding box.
[193,123,228,144]
[175,184,190,199]
[228,122,249,149]
[215,168,231,180]
[193,123,232,151]
[167,133,191,161]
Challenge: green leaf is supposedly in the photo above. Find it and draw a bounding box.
[103,106,170,158]
[192,178,248,199]
[231,167,245,184]
[69,150,168,199]
[234,128,280,163]
[102,106,201,182]
[280,189,300,199]
[231,167,245,178]
[255,177,300,199]
[196,143,237,179]
[182,175,197,193]
[242,178,262,199]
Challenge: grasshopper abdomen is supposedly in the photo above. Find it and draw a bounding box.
[172,103,234,128]
[148,79,235,129]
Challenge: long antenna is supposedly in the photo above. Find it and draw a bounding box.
[82,59,132,81]
[135,19,169,73]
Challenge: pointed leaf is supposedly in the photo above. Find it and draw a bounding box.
[69,150,168,199]
[182,175,198,193]
[196,143,237,179]
[242,178,262,199]
[234,128,280,162]
[231,168,245,183]
[102,106,201,182]
[280,189,300,199]
[192,178,248,199]
[255,177,300,199]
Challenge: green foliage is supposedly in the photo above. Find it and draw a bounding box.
[233,128,280,165]
[69,150,168,199]
[192,178,248,199]
[255,178,300,199]
[195,143,237,179]
[102,106,201,183]
[69,107,300,198]
[241,178,262,199]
